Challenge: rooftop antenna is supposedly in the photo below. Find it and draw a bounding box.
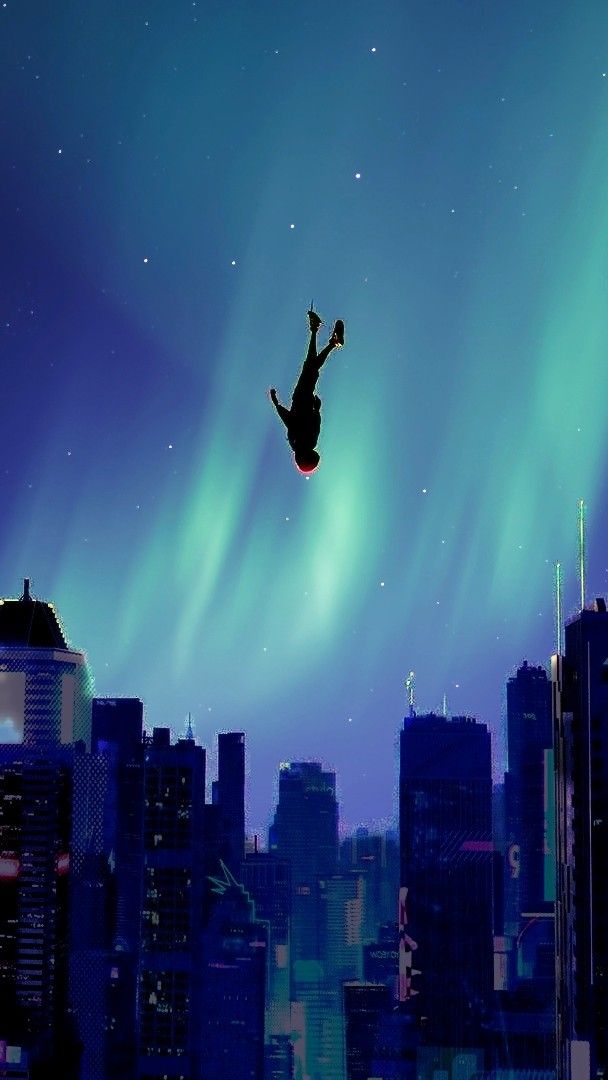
[578,498,586,612]
[555,561,564,655]
[442,692,448,718]
[405,671,416,718]
[22,578,31,602]
[186,712,194,741]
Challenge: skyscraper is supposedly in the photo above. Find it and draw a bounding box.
[91,698,145,1080]
[270,762,339,1080]
[492,662,555,1073]
[504,661,554,969]
[270,762,338,971]
[136,726,206,1080]
[399,712,493,1049]
[0,580,93,1076]
[212,732,245,875]
[552,599,608,1080]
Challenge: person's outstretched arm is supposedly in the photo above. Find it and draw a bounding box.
[269,388,291,428]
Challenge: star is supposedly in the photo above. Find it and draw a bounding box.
[143,257,148,263]
[289,223,295,229]
[355,172,361,180]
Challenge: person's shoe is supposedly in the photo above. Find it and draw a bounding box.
[308,309,322,332]
[331,319,345,347]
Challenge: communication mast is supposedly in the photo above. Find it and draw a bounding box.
[578,498,586,612]
[405,671,416,718]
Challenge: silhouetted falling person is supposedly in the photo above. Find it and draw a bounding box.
[269,309,345,474]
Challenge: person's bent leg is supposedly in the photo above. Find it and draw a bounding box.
[315,339,337,370]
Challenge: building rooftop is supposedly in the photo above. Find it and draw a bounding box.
[0,579,69,649]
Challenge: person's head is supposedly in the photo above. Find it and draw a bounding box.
[294,448,320,474]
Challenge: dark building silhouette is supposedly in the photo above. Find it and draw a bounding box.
[136,726,206,1080]
[343,982,419,1079]
[241,850,291,1033]
[399,711,493,1050]
[212,732,245,875]
[90,698,145,1080]
[0,580,93,1077]
[201,863,267,1079]
[553,600,608,1080]
[343,981,392,1079]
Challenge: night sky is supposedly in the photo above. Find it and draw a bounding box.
[3,1,608,837]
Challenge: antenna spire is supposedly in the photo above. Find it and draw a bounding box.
[186,712,194,741]
[405,671,416,718]
[578,498,586,612]
[555,561,564,655]
[442,692,448,718]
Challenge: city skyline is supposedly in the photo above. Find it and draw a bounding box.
[0,562,594,840]
[3,1,608,838]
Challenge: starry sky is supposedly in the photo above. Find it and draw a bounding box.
[2,0,608,837]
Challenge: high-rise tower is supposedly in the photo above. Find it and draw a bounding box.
[552,599,608,1080]
[399,712,493,1049]
[0,580,94,1075]
[212,731,245,874]
[136,726,206,1080]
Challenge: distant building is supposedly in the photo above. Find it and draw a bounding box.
[553,600,608,1080]
[270,762,338,971]
[339,829,399,943]
[270,762,339,1080]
